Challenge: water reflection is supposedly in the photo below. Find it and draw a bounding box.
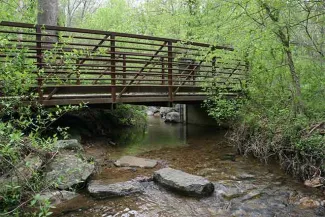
[110,116,188,155]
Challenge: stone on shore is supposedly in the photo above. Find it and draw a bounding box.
[54,139,83,151]
[88,180,143,199]
[153,168,214,196]
[114,156,158,168]
[39,190,79,206]
[45,153,95,189]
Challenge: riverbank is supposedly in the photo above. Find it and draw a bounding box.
[51,117,325,217]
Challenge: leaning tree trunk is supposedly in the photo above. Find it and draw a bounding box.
[37,0,58,42]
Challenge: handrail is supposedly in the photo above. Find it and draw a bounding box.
[0,21,234,50]
[0,21,244,106]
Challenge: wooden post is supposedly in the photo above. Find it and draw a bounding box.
[123,54,126,85]
[36,25,43,102]
[111,34,116,103]
[167,41,173,102]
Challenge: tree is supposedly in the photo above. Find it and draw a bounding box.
[37,0,58,42]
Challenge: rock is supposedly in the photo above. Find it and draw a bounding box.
[54,139,83,151]
[114,156,157,168]
[147,106,159,116]
[146,111,154,116]
[153,168,214,196]
[88,180,143,199]
[299,197,320,209]
[174,104,182,112]
[45,153,95,189]
[159,107,175,118]
[39,190,79,206]
[164,112,181,123]
[315,206,325,216]
[304,177,323,188]
[237,173,256,180]
[0,154,42,192]
[197,168,218,177]
[214,183,245,200]
[241,190,262,201]
[131,176,153,182]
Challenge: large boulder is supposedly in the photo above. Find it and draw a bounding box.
[174,104,182,112]
[159,107,175,118]
[153,168,214,197]
[147,106,159,116]
[45,153,95,189]
[54,139,83,151]
[88,180,143,199]
[0,154,42,193]
[114,156,158,168]
[165,112,181,123]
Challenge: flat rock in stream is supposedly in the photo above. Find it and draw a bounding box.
[114,156,158,168]
[153,168,214,197]
[88,180,143,199]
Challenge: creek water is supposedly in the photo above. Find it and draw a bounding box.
[53,116,324,217]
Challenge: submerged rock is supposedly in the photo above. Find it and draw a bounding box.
[88,180,143,199]
[237,173,256,180]
[164,112,181,123]
[298,197,321,209]
[39,190,79,206]
[45,154,95,189]
[114,156,158,168]
[54,139,83,151]
[153,168,214,196]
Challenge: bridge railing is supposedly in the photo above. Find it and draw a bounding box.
[0,21,246,105]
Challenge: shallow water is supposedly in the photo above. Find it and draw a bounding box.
[53,116,324,217]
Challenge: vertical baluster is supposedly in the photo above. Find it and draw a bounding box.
[161,57,165,85]
[36,25,43,102]
[167,41,173,102]
[111,34,116,103]
[123,54,126,85]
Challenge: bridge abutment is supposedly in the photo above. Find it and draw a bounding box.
[185,104,218,126]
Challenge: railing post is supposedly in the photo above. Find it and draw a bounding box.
[161,57,165,85]
[123,54,126,85]
[167,41,173,102]
[36,25,43,102]
[111,34,116,103]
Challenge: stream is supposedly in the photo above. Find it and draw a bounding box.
[53,116,325,217]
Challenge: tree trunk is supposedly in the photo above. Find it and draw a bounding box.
[37,0,58,42]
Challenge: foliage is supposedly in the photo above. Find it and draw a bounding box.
[108,104,147,128]
[0,34,83,216]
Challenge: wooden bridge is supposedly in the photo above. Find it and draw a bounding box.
[0,22,246,106]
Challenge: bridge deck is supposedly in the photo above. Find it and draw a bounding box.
[0,22,246,106]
